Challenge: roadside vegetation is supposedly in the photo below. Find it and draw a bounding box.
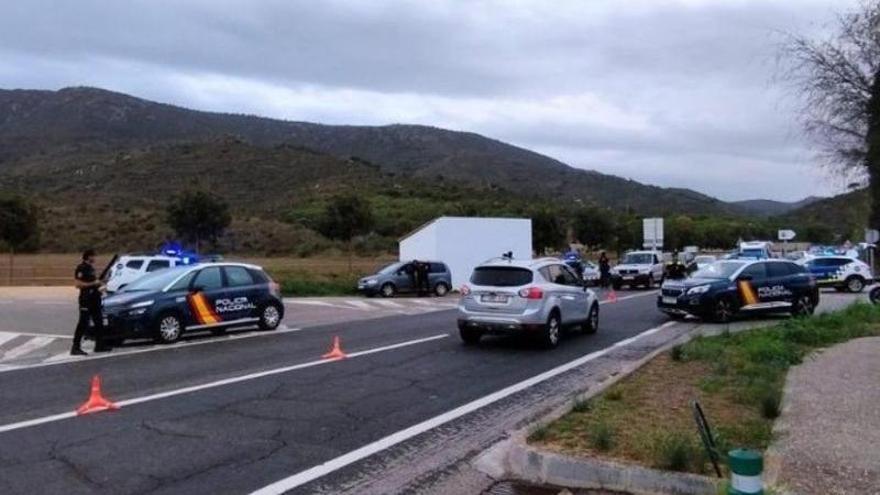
[530,303,880,475]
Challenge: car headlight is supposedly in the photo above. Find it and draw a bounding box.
[687,285,711,295]
[365,279,379,285]
[128,307,149,316]
[126,300,154,315]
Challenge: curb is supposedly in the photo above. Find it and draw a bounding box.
[504,432,721,495]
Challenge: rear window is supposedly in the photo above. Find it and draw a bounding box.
[470,267,533,287]
[146,259,171,272]
[125,259,144,270]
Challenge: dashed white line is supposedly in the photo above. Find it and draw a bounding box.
[250,320,679,495]
[0,332,20,347]
[0,333,449,434]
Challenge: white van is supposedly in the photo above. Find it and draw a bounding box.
[105,255,186,293]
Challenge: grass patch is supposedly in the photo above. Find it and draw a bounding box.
[280,278,358,296]
[531,303,880,475]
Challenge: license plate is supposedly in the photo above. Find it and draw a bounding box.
[481,294,509,304]
[662,296,677,305]
[623,276,634,281]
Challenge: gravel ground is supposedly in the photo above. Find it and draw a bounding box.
[772,337,880,495]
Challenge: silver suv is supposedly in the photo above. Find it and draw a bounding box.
[457,257,600,348]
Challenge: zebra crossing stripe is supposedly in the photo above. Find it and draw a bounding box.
[341,300,373,310]
[2,337,55,360]
[0,332,19,347]
[371,300,405,308]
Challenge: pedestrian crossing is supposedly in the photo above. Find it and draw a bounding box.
[283,296,459,314]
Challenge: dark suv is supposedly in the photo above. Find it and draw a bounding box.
[99,263,285,344]
[657,259,819,323]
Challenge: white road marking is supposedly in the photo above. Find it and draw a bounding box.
[283,299,336,307]
[2,337,54,360]
[250,320,679,495]
[0,331,71,339]
[0,326,304,373]
[341,300,373,310]
[0,332,20,347]
[371,300,405,308]
[33,301,69,306]
[0,333,449,434]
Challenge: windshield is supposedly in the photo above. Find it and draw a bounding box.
[621,253,654,265]
[740,249,766,259]
[692,261,745,280]
[121,266,193,292]
[378,262,404,275]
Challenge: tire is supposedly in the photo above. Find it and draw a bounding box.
[155,312,184,344]
[380,283,397,298]
[258,302,283,330]
[583,304,599,334]
[459,327,482,345]
[710,297,736,324]
[870,286,880,305]
[791,294,815,317]
[845,276,866,293]
[434,282,450,297]
[538,311,562,348]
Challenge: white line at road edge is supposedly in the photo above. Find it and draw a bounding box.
[0,333,449,435]
[250,319,678,495]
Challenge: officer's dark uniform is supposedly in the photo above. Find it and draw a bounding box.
[72,261,107,352]
[418,261,431,295]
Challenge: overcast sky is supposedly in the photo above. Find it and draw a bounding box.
[0,0,861,201]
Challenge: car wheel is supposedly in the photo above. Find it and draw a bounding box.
[459,327,482,345]
[258,302,283,330]
[792,294,815,317]
[155,313,184,344]
[583,304,599,334]
[846,276,865,293]
[710,297,735,324]
[380,283,397,298]
[538,312,562,348]
[434,282,450,297]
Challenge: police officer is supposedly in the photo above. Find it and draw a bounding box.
[418,261,431,296]
[71,249,110,355]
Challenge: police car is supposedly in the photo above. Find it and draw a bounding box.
[802,256,873,293]
[658,259,818,323]
[100,262,284,344]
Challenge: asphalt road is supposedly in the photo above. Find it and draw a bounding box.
[0,287,864,495]
[0,286,667,495]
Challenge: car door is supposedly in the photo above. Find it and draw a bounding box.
[547,264,584,323]
[220,266,260,322]
[188,266,227,327]
[764,262,796,307]
[736,262,770,310]
[393,263,415,293]
[559,264,590,321]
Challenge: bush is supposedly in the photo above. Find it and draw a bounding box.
[572,399,592,413]
[670,345,684,361]
[651,432,701,472]
[588,422,614,452]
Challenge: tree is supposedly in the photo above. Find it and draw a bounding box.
[530,208,567,255]
[572,207,616,250]
[165,190,231,253]
[0,196,40,283]
[782,2,880,228]
[318,195,374,271]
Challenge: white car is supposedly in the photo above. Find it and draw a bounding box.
[105,255,188,293]
[581,260,601,286]
[611,250,665,289]
[802,256,874,293]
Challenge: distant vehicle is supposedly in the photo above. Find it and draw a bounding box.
[658,259,819,323]
[100,263,284,344]
[610,250,665,289]
[694,255,717,270]
[457,257,599,348]
[737,241,774,260]
[581,260,601,286]
[357,261,452,297]
[802,256,873,293]
[105,254,193,293]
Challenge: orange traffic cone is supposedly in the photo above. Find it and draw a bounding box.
[76,375,119,415]
[321,336,348,360]
[605,289,618,303]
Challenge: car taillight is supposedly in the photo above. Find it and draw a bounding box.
[460,285,471,296]
[518,287,544,299]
